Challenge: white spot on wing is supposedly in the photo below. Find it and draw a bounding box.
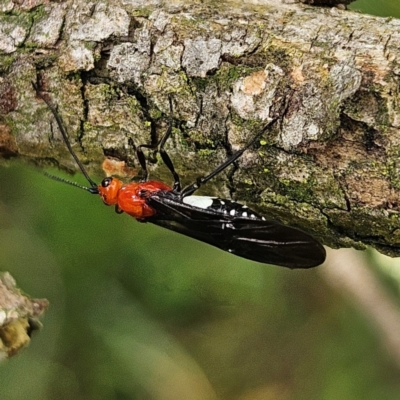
[262,216,266,221]
[230,209,236,216]
[183,195,214,209]
[242,205,248,209]
[220,200,225,205]
[251,214,256,218]
[242,211,248,217]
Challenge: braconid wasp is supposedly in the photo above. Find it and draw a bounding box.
[33,82,325,268]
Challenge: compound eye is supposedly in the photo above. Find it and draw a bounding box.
[101,177,113,188]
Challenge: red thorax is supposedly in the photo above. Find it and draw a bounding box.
[98,178,171,219]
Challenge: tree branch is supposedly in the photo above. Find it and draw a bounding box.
[1,1,400,256]
[0,272,48,359]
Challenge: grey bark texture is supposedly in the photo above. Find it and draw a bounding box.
[1,0,400,256]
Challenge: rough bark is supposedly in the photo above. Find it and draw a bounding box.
[1,0,400,256]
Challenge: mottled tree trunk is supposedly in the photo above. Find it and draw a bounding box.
[1,0,400,256]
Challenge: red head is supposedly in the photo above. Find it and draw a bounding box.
[98,177,123,206]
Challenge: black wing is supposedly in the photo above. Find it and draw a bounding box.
[144,192,326,269]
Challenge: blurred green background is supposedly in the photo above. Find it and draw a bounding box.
[349,0,400,17]
[2,1,400,399]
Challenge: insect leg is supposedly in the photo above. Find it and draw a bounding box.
[133,138,152,182]
[159,121,181,192]
[134,96,181,191]
[180,117,278,198]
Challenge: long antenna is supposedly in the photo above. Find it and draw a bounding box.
[44,172,99,194]
[32,82,98,189]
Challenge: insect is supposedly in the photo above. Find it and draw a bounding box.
[33,83,326,268]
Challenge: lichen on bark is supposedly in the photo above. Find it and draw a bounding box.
[1,0,400,256]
